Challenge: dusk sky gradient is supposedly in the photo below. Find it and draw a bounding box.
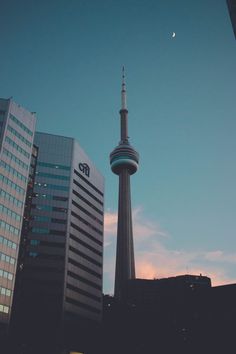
[0,0,236,294]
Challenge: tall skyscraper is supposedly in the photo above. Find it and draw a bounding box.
[0,98,36,335]
[110,69,139,301]
[13,132,104,353]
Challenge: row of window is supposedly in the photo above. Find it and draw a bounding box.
[28,252,64,261]
[29,239,65,248]
[71,211,102,236]
[74,169,103,197]
[0,304,10,314]
[3,148,29,170]
[68,257,101,279]
[69,245,102,268]
[37,161,70,170]
[36,171,70,181]
[0,251,15,265]
[67,270,101,291]
[0,160,28,183]
[0,268,13,280]
[32,215,67,224]
[0,219,19,236]
[9,114,33,136]
[70,222,102,247]
[7,125,32,148]
[65,296,100,314]
[33,192,68,202]
[5,136,30,159]
[0,235,17,250]
[72,199,103,226]
[73,179,103,206]
[34,181,69,191]
[0,174,25,194]
[70,232,102,257]
[0,286,11,297]
[0,204,21,222]
[72,189,103,216]
[31,204,67,213]
[31,227,66,237]
[67,283,101,302]
[0,189,24,209]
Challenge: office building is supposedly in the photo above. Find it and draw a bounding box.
[110,69,139,301]
[13,132,104,353]
[0,98,36,336]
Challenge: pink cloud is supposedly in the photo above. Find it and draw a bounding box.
[204,250,236,263]
[104,211,117,235]
[103,207,236,293]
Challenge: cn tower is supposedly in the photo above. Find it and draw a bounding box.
[110,68,139,301]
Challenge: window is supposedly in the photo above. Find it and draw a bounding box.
[0,160,27,183]
[34,182,69,191]
[9,114,33,136]
[0,189,24,208]
[0,268,13,281]
[0,252,15,265]
[7,125,32,147]
[0,204,21,221]
[31,227,49,234]
[0,219,19,236]
[37,161,70,170]
[30,240,40,246]
[0,174,25,194]
[0,236,17,249]
[0,304,10,314]
[5,136,30,159]
[0,286,11,297]
[2,148,29,170]
[35,171,70,181]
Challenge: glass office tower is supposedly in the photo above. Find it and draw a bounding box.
[0,98,36,335]
[14,132,104,353]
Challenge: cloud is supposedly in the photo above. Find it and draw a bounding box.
[104,207,166,246]
[133,206,167,241]
[103,207,236,294]
[204,251,236,263]
[104,211,117,236]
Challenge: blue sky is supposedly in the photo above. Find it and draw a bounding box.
[0,0,236,294]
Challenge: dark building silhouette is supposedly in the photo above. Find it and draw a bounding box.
[110,68,139,301]
[101,276,236,354]
[227,0,236,37]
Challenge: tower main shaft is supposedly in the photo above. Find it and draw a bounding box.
[110,69,139,301]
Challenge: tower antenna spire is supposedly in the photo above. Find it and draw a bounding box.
[110,68,139,301]
[121,66,127,110]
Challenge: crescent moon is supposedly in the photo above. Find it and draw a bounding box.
[172,32,176,38]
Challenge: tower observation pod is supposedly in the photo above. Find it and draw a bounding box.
[110,68,139,301]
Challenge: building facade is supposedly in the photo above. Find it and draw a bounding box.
[0,98,36,335]
[13,132,104,353]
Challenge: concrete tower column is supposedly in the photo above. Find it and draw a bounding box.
[110,68,139,301]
